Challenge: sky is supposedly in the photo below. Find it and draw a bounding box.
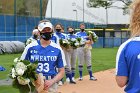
[45,0,130,24]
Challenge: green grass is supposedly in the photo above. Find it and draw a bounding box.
[0,53,21,79]
[74,47,118,78]
[0,48,118,93]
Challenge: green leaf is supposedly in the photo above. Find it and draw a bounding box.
[20,60,30,65]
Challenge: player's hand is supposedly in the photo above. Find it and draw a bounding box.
[44,79,55,90]
[85,40,92,44]
[34,74,41,87]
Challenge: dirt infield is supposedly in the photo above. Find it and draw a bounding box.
[58,69,124,93]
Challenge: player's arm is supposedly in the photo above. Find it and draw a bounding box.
[54,49,66,81]
[116,76,128,87]
[51,67,65,84]
[116,45,128,88]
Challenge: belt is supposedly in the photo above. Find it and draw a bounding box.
[45,75,55,80]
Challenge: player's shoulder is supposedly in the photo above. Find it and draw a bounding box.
[25,40,38,49]
[118,38,132,53]
[119,36,140,50]
[50,41,62,50]
[61,33,67,36]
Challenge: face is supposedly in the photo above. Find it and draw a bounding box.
[68,28,73,32]
[40,27,53,41]
[80,24,85,29]
[55,24,62,30]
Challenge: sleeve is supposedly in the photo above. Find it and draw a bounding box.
[75,32,80,38]
[20,46,30,60]
[116,46,128,76]
[56,50,66,68]
[53,33,60,45]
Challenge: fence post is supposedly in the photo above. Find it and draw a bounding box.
[103,28,105,48]
[40,0,43,20]
[14,0,17,40]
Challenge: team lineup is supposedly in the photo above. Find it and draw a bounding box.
[22,19,98,93]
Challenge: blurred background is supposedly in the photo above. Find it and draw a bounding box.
[0,0,132,48]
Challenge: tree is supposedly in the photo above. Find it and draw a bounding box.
[87,0,132,15]
[16,0,48,16]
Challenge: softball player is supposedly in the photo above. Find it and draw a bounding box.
[54,24,76,84]
[25,27,39,46]
[66,26,77,82]
[76,23,97,81]
[20,21,65,93]
[116,0,140,92]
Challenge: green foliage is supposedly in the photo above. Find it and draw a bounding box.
[88,0,112,8]
[12,79,35,93]
[88,0,132,14]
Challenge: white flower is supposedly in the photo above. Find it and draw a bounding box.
[11,68,16,78]
[80,39,86,45]
[12,68,15,73]
[63,39,68,43]
[63,40,67,43]
[16,62,27,71]
[71,38,76,41]
[12,73,16,78]
[17,69,24,76]
[74,42,79,46]
[13,58,20,63]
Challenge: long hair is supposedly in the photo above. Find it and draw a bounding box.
[130,0,140,37]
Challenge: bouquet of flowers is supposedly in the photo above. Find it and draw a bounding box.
[68,38,80,49]
[25,38,36,46]
[59,39,70,49]
[86,31,98,42]
[81,31,98,49]
[76,37,86,46]
[9,58,38,93]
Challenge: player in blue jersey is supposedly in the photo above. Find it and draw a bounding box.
[66,26,78,82]
[76,23,97,81]
[116,0,140,93]
[20,20,65,93]
[25,27,39,46]
[54,23,76,85]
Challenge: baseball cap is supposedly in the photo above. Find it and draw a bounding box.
[38,21,53,32]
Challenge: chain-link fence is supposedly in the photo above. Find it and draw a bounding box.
[0,0,94,42]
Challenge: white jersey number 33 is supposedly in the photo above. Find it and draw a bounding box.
[37,63,50,72]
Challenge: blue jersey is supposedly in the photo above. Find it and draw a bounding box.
[20,40,65,76]
[116,37,140,93]
[53,32,67,46]
[75,31,88,41]
[55,32,66,40]
[67,34,77,40]
[51,33,58,44]
[52,33,67,66]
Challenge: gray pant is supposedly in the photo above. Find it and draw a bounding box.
[64,48,77,70]
[77,47,91,66]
